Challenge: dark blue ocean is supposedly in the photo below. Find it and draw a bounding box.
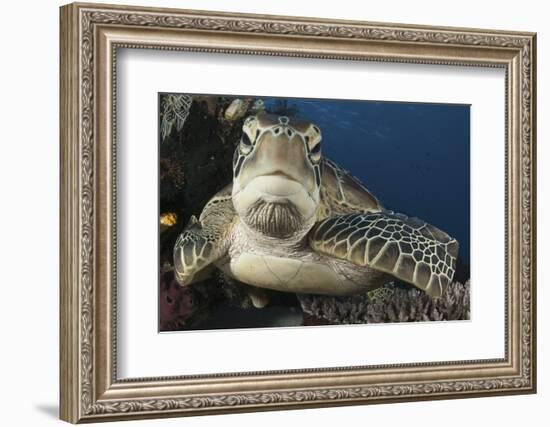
[263,98,470,274]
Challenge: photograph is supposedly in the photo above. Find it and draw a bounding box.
[158,94,471,331]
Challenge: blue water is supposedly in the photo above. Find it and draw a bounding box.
[262,97,471,268]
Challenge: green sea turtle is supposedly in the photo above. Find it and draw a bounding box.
[173,113,458,307]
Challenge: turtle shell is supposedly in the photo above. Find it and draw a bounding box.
[318,158,382,219]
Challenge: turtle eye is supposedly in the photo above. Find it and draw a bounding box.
[242,132,252,146]
[309,140,321,163]
[239,132,253,155]
[309,141,321,154]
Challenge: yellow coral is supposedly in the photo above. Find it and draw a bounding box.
[160,212,178,232]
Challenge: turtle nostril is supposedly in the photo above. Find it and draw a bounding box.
[274,127,280,134]
[286,129,293,137]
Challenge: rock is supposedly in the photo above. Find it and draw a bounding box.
[224,98,252,121]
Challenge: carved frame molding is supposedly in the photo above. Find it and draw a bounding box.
[60,2,536,423]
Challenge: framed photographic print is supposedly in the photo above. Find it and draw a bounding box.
[158,94,471,331]
[60,2,537,423]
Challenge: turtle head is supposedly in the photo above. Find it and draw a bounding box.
[231,113,322,238]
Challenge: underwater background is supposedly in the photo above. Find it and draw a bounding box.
[261,97,471,272]
[158,94,470,331]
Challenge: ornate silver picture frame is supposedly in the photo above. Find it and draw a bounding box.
[60,2,536,423]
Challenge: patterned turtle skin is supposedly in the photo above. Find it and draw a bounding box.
[174,113,458,304]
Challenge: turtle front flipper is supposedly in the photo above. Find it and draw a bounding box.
[173,185,235,286]
[173,216,219,285]
[309,211,459,298]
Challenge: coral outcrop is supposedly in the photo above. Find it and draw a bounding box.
[298,280,470,325]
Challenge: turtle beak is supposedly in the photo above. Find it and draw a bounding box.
[238,130,316,195]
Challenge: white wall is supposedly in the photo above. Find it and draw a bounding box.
[0,0,546,426]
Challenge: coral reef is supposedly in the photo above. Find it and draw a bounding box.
[159,95,257,267]
[159,94,267,331]
[159,212,178,233]
[160,268,305,331]
[159,268,259,331]
[160,260,470,330]
[298,280,470,325]
[160,94,193,141]
[159,268,196,330]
